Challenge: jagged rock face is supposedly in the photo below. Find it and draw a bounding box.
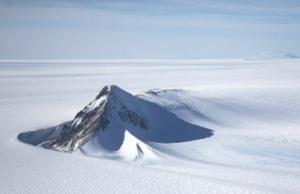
[43,85,148,153]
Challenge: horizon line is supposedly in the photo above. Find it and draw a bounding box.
[0,59,245,63]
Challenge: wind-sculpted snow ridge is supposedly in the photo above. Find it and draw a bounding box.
[19,85,213,162]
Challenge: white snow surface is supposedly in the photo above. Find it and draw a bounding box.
[78,130,160,163]
[1,59,300,194]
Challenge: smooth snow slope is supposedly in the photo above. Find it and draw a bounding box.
[1,59,300,194]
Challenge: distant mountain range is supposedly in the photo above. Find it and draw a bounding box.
[244,51,299,60]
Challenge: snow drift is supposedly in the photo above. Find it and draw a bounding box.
[18,85,213,161]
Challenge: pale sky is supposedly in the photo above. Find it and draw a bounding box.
[0,0,299,59]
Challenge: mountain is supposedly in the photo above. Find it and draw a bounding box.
[244,51,299,60]
[40,85,213,158]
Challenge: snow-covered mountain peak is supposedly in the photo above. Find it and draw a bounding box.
[37,86,212,158]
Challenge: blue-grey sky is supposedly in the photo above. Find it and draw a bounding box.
[0,0,300,59]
